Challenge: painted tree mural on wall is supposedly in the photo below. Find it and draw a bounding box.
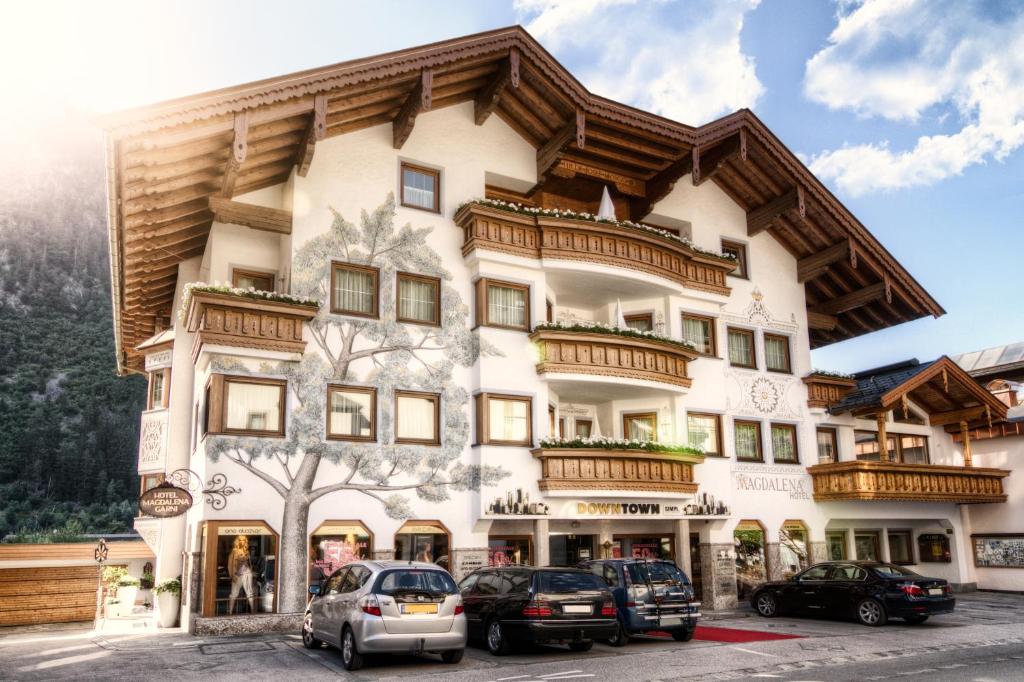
[207,194,508,613]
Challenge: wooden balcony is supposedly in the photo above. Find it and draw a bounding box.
[807,460,1010,504]
[532,448,703,494]
[803,373,857,409]
[185,289,319,361]
[530,328,697,389]
[454,203,736,295]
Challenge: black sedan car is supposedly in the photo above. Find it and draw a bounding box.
[459,566,618,655]
[751,561,955,626]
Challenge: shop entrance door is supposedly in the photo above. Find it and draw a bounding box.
[549,534,595,566]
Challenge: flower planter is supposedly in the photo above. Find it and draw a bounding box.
[156,591,180,628]
[117,586,138,616]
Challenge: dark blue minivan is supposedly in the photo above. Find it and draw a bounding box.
[578,559,700,645]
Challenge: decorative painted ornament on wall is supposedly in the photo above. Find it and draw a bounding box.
[750,376,781,413]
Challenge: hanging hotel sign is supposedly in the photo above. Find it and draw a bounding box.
[138,483,193,518]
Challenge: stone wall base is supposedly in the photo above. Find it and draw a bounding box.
[191,613,303,636]
[952,582,977,593]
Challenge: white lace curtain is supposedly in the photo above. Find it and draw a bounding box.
[728,330,752,365]
[687,414,719,453]
[226,382,281,431]
[403,168,436,209]
[397,395,436,441]
[399,278,437,322]
[626,416,656,441]
[683,316,710,353]
[488,398,528,441]
[488,285,525,327]
[334,268,374,313]
[765,336,789,370]
[330,391,372,437]
[735,423,760,459]
[771,425,796,461]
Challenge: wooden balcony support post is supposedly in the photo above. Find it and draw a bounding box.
[876,412,889,463]
[961,420,973,467]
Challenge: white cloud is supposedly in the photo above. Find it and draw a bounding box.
[805,0,1024,196]
[515,0,764,125]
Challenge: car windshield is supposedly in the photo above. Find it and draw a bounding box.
[872,564,920,577]
[627,561,687,585]
[377,569,458,595]
[537,571,604,593]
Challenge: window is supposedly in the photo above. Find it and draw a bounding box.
[327,386,376,441]
[476,393,532,446]
[396,272,440,325]
[888,531,914,565]
[764,334,791,373]
[476,278,529,330]
[624,313,653,332]
[331,262,379,318]
[918,534,951,563]
[816,427,838,464]
[734,420,762,461]
[682,313,716,356]
[394,520,450,565]
[395,391,440,445]
[231,268,275,292]
[687,412,722,456]
[309,522,372,585]
[400,162,440,212]
[488,537,532,566]
[203,521,278,617]
[148,370,168,410]
[831,565,867,581]
[826,531,847,560]
[897,435,929,464]
[721,239,748,278]
[771,423,799,463]
[726,328,755,368]
[548,405,556,437]
[575,419,593,439]
[854,430,928,463]
[623,412,657,442]
[855,429,894,461]
[546,299,553,323]
[855,532,880,561]
[800,564,831,580]
[219,377,286,437]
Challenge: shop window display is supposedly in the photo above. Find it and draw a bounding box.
[779,521,809,578]
[826,531,846,560]
[209,524,277,616]
[734,521,766,600]
[918,533,952,563]
[309,523,372,586]
[394,521,450,566]
[612,536,673,560]
[488,537,531,566]
[549,534,595,565]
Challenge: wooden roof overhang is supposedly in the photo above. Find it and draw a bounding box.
[833,356,1009,431]
[101,25,943,374]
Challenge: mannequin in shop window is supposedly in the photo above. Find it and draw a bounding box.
[416,542,433,563]
[228,536,256,614]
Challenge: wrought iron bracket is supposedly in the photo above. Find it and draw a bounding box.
[167,469,241,511]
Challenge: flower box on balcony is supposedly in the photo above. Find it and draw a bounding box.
[532,444,704,494]
[807,460,1009,504]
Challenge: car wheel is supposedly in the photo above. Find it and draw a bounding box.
[340,627,364,671]
[606,619,629,647]
[856,598,887,627]
[755,592,778,618]
[904,615,929,625]
[568,640,593,652]
[441,649,464,664]
[486,619,511,656]
[671,628,695,642]
[301,613,322,649]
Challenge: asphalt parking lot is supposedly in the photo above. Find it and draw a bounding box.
[2,592,1023,681]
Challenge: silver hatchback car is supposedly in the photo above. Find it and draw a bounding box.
[302,560,467,670]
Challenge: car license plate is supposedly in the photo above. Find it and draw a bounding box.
[661,616,681,625]
[928,588,944,596]
[401,603,438,614]
[562,604,592,614]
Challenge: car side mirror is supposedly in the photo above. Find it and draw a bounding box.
[308,584,321,596]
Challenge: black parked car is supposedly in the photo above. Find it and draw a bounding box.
[579,558,700,645]
[751,561,955,626]
[459,566,618,655]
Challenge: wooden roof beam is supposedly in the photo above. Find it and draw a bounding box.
[475,48,519,126]
[220,111,249,197]
[797,238,853,283]
[747,186,805,236]
[295,93,327,177]
[208,196,292,234]
[811,281,886,316]
[807,310,839,332]
[393,69,432,149]
[536,109,582,179]
[692,129,745,186]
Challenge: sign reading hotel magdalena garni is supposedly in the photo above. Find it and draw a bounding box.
[138,482,194,518]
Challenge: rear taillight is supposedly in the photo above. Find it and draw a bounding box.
[601,600,616,616]
[943,584,953,595]
[454,604,464,615]
[522,600,553,617]
[625,601,636,607]
[360,595,382,616]
[901,584,924,598]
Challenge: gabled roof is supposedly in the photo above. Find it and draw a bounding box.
[954,341,1024,378]
[830,356,1008,428]
[101,25,943,373]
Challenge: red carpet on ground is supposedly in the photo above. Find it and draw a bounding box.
[647,626,803,643]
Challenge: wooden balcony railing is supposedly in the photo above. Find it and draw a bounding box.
[802,373,857,409]
[454,203,736,295]
[532,448,703,494]
[529,328,697,389]
[185,290,318,360]
[807,460,1010,504]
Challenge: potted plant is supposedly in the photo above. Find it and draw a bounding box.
[116,577,141,616]
[154,577,182,628]
[100,566,128,618]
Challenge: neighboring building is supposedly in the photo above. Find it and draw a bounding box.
[954,344,1024,592]
[100,27,1010,632]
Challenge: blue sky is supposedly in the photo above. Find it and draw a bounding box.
[2,0,1021,372]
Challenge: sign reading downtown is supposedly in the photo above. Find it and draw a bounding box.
[576,502,665,516]
[138,483,193,518]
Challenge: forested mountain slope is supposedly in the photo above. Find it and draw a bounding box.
[0,120,145,539]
